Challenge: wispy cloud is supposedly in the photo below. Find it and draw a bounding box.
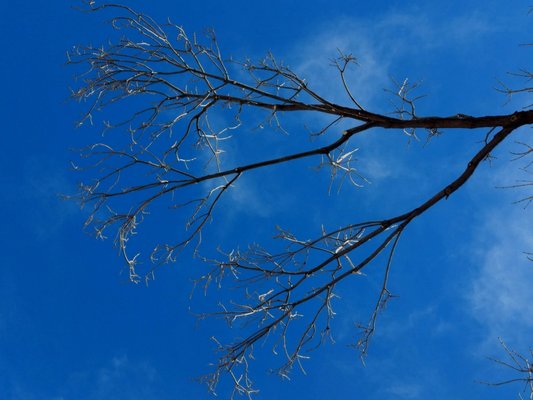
[467,210,533,345]
[291,20,390,111]
[2,355,164,400]
[375,9,495,51]
[289,6,498,110]
[4,155,81,241]
[226,175,276,219]
[60,355,161,400]
[464,152,533,349]
[384,381,424,399]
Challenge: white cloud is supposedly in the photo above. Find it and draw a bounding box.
[10,155,81,241]
[385,382,423,399]
[467,211,533,344]
[289,7,497,112]
[464,152,533,348]
[2,355,163,400]
[60,355,161,400]
[226,175,274,218]
[291,20,390,111]
[380,305,454,340]
[376,9,495,50]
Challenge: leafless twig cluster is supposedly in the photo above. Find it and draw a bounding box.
[483,338,533,400]
[69,3,533,397]
[69,3,379,282]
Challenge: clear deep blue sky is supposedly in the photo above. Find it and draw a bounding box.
[1,1,532,399]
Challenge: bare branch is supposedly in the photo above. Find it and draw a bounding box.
[482,339,533,400]
[69,4,533,396]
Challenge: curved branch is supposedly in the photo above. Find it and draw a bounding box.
[70,4,533,396]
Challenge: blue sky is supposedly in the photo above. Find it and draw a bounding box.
[1,1,532,399]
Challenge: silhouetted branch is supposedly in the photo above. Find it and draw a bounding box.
[70,3,533,396]
[482,338,533,400]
